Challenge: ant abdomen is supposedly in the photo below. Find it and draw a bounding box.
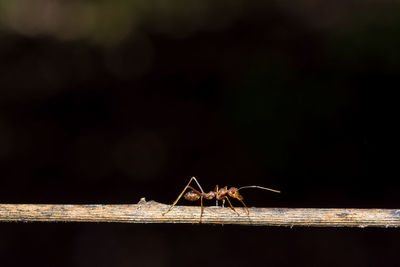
[184,191,200,201]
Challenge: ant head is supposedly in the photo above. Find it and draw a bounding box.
[227,187,243,200]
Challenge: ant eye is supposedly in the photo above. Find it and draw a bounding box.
[229,187,238,193]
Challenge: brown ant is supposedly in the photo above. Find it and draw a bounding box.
[162,177,280,222]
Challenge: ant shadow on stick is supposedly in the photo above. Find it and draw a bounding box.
[162,177,280,223]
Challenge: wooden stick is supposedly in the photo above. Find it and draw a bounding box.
[1,198,399,227]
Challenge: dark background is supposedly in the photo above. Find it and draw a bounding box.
[0,1,399,266]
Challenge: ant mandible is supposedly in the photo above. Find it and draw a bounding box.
[162,177,280,222]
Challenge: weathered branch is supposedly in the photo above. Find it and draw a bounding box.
[1,199,399,227]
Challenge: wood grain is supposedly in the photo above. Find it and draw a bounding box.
[1,198,399,227]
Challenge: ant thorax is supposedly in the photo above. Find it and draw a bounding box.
[203,191,216,200]
[216,188,228,200]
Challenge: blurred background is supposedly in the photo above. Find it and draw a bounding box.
[0,0,399,266]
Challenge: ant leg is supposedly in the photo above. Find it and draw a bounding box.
[222,186,227,207]
[223,196,240,216]
[214,185,219,206]
[237,199,250,215]
[162,177,203,215]
[191,177,205,194]
[200,196,204,223]
[222,199,225,208]
[186,186,201,195]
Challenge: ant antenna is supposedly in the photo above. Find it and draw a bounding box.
[238,185,281,194]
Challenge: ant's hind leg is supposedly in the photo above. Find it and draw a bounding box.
[199,196,204,223]
[163,177,203,215]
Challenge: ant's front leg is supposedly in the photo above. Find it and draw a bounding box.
[223,196,239,216]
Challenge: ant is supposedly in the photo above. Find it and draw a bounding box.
[162,177,280,222]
